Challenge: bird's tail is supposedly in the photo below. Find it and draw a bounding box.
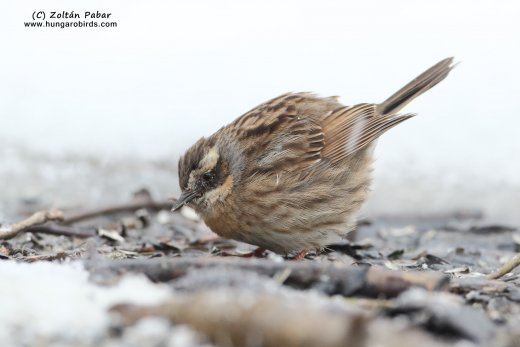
[377,57,455,115]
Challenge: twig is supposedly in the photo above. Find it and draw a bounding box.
[487,253,520,279]
[26,224,96,238]
[23,251,72,263]
[0,210,64,240]
[63,201,172,225]
[342,297,395,310]
[111,291,371,347]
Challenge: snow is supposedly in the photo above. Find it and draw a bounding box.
[0,261,172,345]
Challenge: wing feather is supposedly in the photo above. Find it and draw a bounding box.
[228,92,414,174]
[231,93,326,173]
[321,104,414,164]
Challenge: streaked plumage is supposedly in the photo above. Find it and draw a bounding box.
[173,58,455,254]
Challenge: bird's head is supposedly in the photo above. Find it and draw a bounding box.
[173,137,236,214]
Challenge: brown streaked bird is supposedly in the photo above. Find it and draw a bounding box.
[172,58,455,256]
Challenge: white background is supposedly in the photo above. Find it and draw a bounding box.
[1,1,519,223]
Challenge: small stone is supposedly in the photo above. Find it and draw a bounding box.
[181,206,200,221]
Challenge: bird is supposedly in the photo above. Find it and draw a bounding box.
[172,57,455,257]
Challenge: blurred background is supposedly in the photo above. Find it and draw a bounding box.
[1,0,519,224]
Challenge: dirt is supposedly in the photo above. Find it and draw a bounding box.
[1,146,519,347]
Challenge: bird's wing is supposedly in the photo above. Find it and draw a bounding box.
[320,103,414,165]
[230,93,328,174]
[230,93,413,174]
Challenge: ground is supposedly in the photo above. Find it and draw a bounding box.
[1,145,519,347]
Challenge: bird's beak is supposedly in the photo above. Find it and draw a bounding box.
[171,190,199,212]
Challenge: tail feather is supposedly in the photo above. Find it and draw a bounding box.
[377,57,455,115]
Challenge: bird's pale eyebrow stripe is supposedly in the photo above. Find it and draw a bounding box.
[199,146,220,172]
[187,146,220,188]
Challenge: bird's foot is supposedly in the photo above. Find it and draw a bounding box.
[291,249,309,261]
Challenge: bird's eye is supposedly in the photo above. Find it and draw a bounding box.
[202,172,215,182]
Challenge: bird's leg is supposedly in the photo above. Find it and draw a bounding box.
[292,249,308,261]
